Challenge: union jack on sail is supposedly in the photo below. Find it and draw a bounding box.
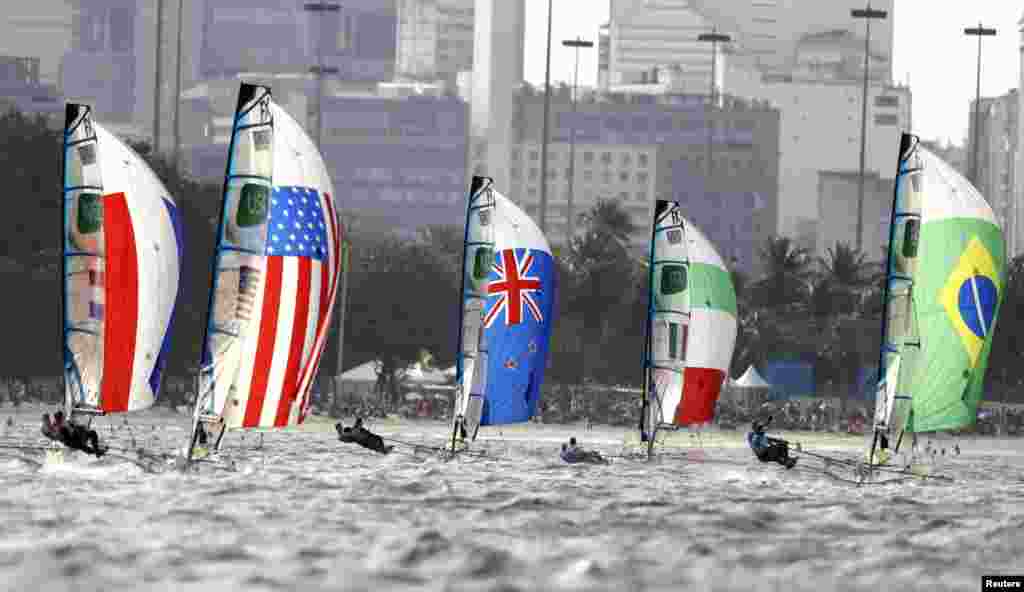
[484,249,544,328]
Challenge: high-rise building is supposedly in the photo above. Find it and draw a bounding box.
[0,1,73,87]
[511,89,780,274]
[727,31,911,244]
[690,0,894,82]
[396,0,474,86]
[969,91,1019,257]
[597,22,610,91]
[0,56,62,118]
[471,0,525,191]
[182,78,469,238]
[62,0,398,152]
[608,0,725,94]
[1017,12,1024,259]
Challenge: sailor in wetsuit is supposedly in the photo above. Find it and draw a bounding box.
[559,436,608,464]
[336,418,393,454]
[42,411,105,456]
[747,416,796,469]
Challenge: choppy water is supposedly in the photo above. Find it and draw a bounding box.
[1,405,1022,592]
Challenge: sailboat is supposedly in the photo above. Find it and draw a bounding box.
[183,83,344,468]
[639,200,737,458]
[867,132,1005,470]
[449,176,556,454]
[59,103,183,459]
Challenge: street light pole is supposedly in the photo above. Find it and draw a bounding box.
[965,23,997,187]
[304,2,344,408]
[562,37,593,248]
[851,3,887,253]
[539,0,553,234]
[697,28,731,183]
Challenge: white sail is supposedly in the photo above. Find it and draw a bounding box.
[194,84,343,443]
[62,103,183,416]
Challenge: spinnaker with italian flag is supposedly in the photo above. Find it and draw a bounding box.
[639,200,737,457]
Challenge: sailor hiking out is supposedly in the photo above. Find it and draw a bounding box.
[560,436,608,464]
[336,418,393,454]
[42,411,106,457]
[747,416,796,469]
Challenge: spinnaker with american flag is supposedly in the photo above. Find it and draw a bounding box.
[184,84,346,467]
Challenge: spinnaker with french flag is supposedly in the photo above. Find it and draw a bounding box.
[62,103,183,423]
[639,200,737,457]
[185,84,344,465]
[450,176,556,453]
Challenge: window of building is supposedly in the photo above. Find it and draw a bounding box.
[621,153,631,167]
[637,171,649,185]
[619,171,629,182]
[529,168,538,180]
[527,187,537,198]
[583,151,594,164]
[638,153,649,167]
[875,95,899,107]
[529,150,539,161]
[636,191,647,202]
[583,170,593,182]
[510,167,521,180]
[547,168,557,180]
[602,171,612,184]
[618,191,628,201]
[511,148,521,161]
[601,152,612,165]
[110,7,134,52]
[874,113,899,126]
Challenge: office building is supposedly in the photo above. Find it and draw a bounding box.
[512,89,780,274]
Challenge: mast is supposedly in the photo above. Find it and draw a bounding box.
[61,104,76,418]
[186,83,272,467]
[62,103,104,420]
[451,176,493,454]
[641,201,659,459]
[869,132,918,464]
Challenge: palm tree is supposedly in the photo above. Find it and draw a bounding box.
[575,199,634,249]
[567,200,637,382]
[814,242,871,316]
[750,236,813,311]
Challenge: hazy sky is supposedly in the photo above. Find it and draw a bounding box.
[521,1,1022,147]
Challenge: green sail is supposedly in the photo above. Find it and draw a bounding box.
[876,139,1007,435]
[905,219,1004,432]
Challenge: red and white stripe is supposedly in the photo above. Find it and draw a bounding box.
[99,192,139,413]
[225,193,341,429]
[293,194,343,424]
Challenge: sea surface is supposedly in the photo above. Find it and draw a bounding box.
[0,404,1022,592]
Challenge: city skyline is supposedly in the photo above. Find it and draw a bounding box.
[520,0,1021,147]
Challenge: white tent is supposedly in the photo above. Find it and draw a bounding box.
[340,360,380,383]
[732,365,771,389]
[404,362,451,385]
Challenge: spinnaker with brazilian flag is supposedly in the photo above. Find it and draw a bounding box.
[869,132,1006,461]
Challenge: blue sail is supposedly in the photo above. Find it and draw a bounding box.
[479,247,556,425]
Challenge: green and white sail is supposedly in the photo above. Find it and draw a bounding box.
[640,200,737,451]
[871,133,1005,457]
